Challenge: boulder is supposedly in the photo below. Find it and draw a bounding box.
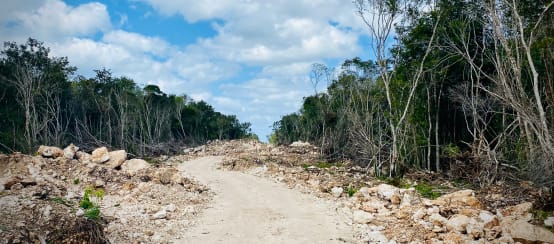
[432,189,483,209]
[121,159,150,174]
[152,209,167,220]
[37,145,64,158]
[91,147,110,164]
[544,217,554,227]
[75,151,92,163]
[479,210,499,229]
[429,213,448,227]
[63,143,79,159]
[331,186,343,198]
[498,202,533,218]
[353,210,374,224]
[505,219,554,243]
[289,141,311,147]
[106,150,126,169]
[372,184,401,203]
[156,168,178,185]
[446,214,471,233]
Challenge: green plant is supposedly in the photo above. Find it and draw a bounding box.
[347,186,358,197]
[73,178,80,185]
[85,206,100,220]
[532,209,549,221]
[79,186,104,220]
[415,183,441,199]
[442,143,460,158]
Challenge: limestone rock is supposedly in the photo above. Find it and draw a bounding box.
[156,168,178,185]
[121,159,150,174]
[373,184,401,202]
[152,209,167,220]
[479,210,499,229]
[506,219,554,243]
[331,186,343,198]
[544,216,554,227]
[37,145,64,158]
[432,189,483,209]
[498,201,532,218]
[353,210,374,224]
[75,151,92,163]
[107,150,127,169]
[429,213,448,227]
[289,141,311,147]
[446,214,471,233]
[63,143,79,159]
[91,147,110,164]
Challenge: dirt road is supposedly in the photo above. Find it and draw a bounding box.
[176,156,353,244]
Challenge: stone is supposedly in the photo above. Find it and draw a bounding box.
[164,204,176,212]
[37,145,64,158]
[63,143,79,159]
[498,202,532,218]
[366,231,388,243]
[429,213,448,226]
[121,159,150,174]
[373,184,401,202]
[544,216,554,227]
[353,210,374,224]
[331,186,343,198]
[400,189,419,208]
[91,147,110,164]
[506,219,554,243]
[94,179,105,188]
[75,151,92,163]
[289,141,311,147]
[412,208,426,221]
[107,150,127,169]
[446,214,471,233]
[156,168,178,185]
[466,218,484,239]
[479,210,499,229]
[152,209,167,220]
[76,208,85,217]
[432,189,483,209]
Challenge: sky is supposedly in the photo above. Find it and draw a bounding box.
[0,0,371,141]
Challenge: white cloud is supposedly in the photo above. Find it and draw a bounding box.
[1,0,111,42]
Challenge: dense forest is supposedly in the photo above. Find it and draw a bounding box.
[0,38,255,156]
[272,0,554,189]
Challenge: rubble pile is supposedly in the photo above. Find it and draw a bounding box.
[0,144,211,243]
[210,140,554,243]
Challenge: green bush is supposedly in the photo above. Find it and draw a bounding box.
[85,206,100,220]
[415,183,441,199]
[442,143,460,158]
[79,186,104,220]
[347,186,358,197]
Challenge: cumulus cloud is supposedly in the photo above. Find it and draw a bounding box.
[1,0,370,139]
[1,0,111,42]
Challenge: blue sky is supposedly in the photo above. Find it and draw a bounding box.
[1,0,371,141]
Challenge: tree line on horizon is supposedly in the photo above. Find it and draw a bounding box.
[0,38,255,156]
[271,0,554,190]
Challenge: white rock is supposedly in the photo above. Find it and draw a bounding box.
[92,147,110,164]
[164,203,176,212]
[353,210,374,224]
[366,230,388,243]
[412,208,426,221]
[429,213,448,226]
[446,214,471,233]
[374,184,400,201]
[121,159,150,174]
[331,187,343,198]
[107,150,127,169]
[37,145,64,158]
[152,209,167,220]
[76,209,85,217]
[289,141,311,147]
[63,143,79,159]
[544,217,554,227]
[506,219,554,243]
[75,151,92,163]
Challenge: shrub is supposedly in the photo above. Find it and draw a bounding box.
[415,183,441,199]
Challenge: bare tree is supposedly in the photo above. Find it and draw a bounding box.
[355,0,441,175]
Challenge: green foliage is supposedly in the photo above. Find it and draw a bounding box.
[415,183,441,199]
[347,186,358,197]
[532,209,549,221]
[442,143,460,158]
[84,206,101,220]
[0,39,254,155]
[73,178,80,185]
[79,186,104,220]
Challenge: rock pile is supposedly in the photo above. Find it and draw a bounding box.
[0,144,211,243]
[213,140,554,243]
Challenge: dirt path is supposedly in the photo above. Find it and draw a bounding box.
[175,156,354,244]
